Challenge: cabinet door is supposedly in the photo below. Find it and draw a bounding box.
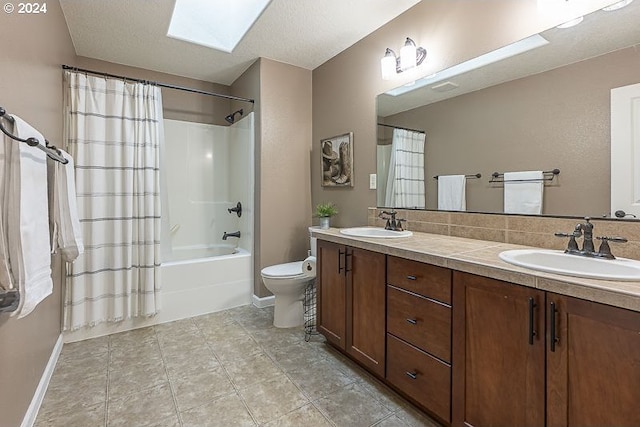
[346,248,386,377]
[547,293,640,427]
[317,240,346,350]
[452,272,545,427]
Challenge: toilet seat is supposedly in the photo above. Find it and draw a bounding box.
[261,261,305,279]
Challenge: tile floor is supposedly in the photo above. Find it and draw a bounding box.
[34,305,442,427]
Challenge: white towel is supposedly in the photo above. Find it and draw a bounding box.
[437,175,466,211]
[8,116,53,318]
[504,171,544,214]
[0,131,15,290]
[48,149,84,262]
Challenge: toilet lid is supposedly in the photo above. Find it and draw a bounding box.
[261,261,305,278]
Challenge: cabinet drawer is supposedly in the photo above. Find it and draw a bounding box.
[387,285,451,363]
[387,256,451,304]
[387,334,451,423]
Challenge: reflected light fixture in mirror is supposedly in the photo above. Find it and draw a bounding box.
[381,37,426,80]
[385,34,549,96]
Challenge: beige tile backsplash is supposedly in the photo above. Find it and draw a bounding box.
[368,208,640,261]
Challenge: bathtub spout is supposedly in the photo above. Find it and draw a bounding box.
[222,231,241,240]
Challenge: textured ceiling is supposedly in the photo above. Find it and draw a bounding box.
[59,0,421,85]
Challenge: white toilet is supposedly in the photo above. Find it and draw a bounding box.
[260,228,317,328]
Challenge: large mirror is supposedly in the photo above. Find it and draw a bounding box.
[377,1,640,218]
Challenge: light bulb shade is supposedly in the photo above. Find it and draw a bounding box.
[400,38,417,70]
[381,49,397,80]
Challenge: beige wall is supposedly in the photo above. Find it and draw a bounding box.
[384,46,640,217]
[311,0,613,227]
[255,59,313,297]
[0,2,76,426]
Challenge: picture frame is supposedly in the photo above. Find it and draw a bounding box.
[321,132,354,187]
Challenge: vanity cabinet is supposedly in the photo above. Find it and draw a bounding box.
[316,240,386,376]
[386,256,453,423]
[453,271,640,427]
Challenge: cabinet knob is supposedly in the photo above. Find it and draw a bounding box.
[406,318,418,325]
[406,275,417,281]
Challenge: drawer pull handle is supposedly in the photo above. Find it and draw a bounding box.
[405,371,418,380]
[406,275,417,281]
[406,318,418,325]
[550,301,559,352]
[528,297,537,346]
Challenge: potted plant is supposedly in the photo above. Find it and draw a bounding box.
[315,202,338,229]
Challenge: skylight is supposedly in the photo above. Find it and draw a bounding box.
[167,0,272,53]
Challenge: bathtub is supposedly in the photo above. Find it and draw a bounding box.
[159,246,253,322]
[63,246,252,342]
[165,244,239,263]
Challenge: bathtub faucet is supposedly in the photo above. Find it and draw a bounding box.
[223,231,241,240]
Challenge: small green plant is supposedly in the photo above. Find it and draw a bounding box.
[314,202,338,218]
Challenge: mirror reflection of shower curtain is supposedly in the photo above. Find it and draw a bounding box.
[384,128,426,208]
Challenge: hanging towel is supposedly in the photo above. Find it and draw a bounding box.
[0,131,14,290]
[504,171,544,214]
[48,149,84,262]
[437,175,466,211]
[8,116,53,318]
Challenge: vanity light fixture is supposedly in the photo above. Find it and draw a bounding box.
[381,37,427,80]
[385,34,549,96]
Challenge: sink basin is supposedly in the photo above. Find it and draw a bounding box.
[499,249,640,281]
[340,227,413,239]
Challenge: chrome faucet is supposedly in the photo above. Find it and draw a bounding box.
[378,210,406,231]
[555,217,627,259]
[222,231,241,240]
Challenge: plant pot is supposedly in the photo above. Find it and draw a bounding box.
[319,217,330,229]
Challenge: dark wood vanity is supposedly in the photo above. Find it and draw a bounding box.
[315,232,640,427]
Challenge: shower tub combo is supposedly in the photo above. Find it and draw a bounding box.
[159,114,255,323]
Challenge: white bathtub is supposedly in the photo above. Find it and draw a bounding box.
[159,246,252,322]
[164,244,238,263]
[64,246,253,343]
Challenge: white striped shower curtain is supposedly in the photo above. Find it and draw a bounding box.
[62,71,163,331]
[384,128,426,208]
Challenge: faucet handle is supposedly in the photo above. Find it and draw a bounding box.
[596,236,628,244]
[596,236,628,259]
[554,231,580,252]
[395,218,406,231]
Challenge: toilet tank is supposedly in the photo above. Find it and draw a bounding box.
[308,226,319,257]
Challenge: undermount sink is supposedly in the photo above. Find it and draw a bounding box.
[499,249,640,281]
[340,227,413,239]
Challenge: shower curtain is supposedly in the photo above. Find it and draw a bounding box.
[384,128,426,208]
[62,71,163,330]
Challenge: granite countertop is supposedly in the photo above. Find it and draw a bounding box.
[311,227,640,313]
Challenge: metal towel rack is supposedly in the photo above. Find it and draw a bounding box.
[434,173,481,180]
[490,169,560,183]
[0,106,68,164]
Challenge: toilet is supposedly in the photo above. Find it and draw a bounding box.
[260,228,317,328]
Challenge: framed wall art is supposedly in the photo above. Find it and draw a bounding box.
[321,132,353,187]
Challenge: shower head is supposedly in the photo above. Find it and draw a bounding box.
[225,109,244,124]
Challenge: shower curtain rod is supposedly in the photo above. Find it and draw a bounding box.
[62,65,255,104]
[377,123,425,134]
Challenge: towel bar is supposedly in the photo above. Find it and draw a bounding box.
[0,289,20,313]
[490,168,560,183]
[0,106,68,164]
[434,173,481,180]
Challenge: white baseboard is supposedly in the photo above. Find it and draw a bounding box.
[252,294,275,308]
[21,334,63,427]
